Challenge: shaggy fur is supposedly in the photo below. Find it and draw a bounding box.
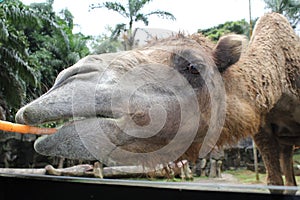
[219,13,300,194]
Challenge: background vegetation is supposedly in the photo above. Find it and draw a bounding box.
[0,0,91,121]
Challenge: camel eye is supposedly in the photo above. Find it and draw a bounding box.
[186,64,199,74]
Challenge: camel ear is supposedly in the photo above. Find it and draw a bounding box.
[213,34,248,72]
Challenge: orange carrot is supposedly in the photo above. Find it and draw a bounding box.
[0,120,57,135]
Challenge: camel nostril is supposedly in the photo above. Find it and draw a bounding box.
[22,108,35,124]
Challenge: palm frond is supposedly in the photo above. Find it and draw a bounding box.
[90,2,129,18]
[2,30,29,57]
[134,0,152,11]
[0,20,9,41]
[0,46,37,87]
[1,2,39,28]
[110,23,127,40]
[135,13,149,26]
[0,65,24,108]
[145,10,176,21]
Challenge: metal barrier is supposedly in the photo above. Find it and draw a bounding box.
[1,173,300,200]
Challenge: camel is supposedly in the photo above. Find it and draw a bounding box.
[15,13,300,194]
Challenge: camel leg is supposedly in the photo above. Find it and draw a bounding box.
[253,129,284,194]
[279,144,297,195]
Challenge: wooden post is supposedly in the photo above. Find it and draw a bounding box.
[249,0,253,39]
[249,0,259,182]
[252,140,259,181]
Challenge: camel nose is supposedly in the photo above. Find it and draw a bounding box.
[15,105,45,125]
[15,106,25,124]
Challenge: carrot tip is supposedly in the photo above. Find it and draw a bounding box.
[0,120,57,135]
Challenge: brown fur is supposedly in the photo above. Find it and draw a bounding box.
[218,13,300,194]
[149,13,299,193]
[213,34,248,72]
[120,14,300,192]
[135,33,252,165]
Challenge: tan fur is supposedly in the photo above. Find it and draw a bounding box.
[150,13,299,193]
[213,34,248,72]
[219,13,300,194]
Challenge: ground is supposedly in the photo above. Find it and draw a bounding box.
[125,168,300,194]
[218,169,267,185]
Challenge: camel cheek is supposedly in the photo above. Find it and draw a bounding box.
[131,111,150,126]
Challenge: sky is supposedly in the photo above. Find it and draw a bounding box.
[21,0,269,38]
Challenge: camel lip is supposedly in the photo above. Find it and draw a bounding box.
[64,115,116,126]
[33,115,124,159]
[33,116,115,161]
[40,115,119,135]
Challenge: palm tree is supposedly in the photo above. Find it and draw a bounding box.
[27,2,91,93]
[0,0,39,117]
[89,0,176,50]
[0,0,84,119]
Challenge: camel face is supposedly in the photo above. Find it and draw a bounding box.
[15,35,239,167]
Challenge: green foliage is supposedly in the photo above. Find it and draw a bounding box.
[264,0,300,28]
[25,1,91,93]
[0,0,39,116]
[0,0,91,121]
[90,26,123,54]
[198,19,252,42]
[90,0,176,50]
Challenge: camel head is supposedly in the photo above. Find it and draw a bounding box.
[15,33,247,168]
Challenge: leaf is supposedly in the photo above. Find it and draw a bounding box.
[0,65,24,108]
[145,10,176,21]
[0,20,8,41]
[0,46,37,87]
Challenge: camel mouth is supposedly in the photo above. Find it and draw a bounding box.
[40,113,119,135]
[33,115,122,161]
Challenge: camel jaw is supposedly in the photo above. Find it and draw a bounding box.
[32,114,199,168]
[33,117,122,163]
